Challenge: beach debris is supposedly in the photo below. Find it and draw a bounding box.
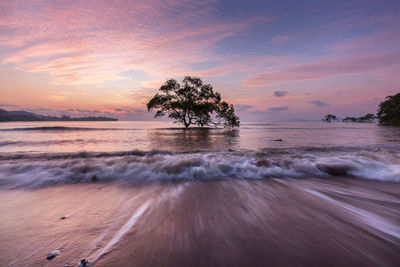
[60,216,67,220]
[78,259,89,267]
[91,175,97,182]
[274,139,283,142]
[46,250,60,260]
[64,264,69,267]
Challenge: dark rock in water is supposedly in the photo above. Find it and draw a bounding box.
[317,164,350,176]
[228,149,233,152]
[218,164,233,174]
[256,159,271,167]
[46,250,60,260]
[60,216,66,220]
[91,175,97,182]
[274,139,283,142]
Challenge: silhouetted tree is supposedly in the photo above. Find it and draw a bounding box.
[377,93,400,126]
[322,114,337,123]
[357,113,376,123]
[342,117,357,123]
[343,114,376,123]
[147,76,239,128]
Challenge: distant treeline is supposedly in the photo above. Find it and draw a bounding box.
[321,92,400,125]
[322,113,376,123]
[342,114,376,123]
[0,109,118,122]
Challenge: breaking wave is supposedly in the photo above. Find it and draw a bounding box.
[0,149,399,188]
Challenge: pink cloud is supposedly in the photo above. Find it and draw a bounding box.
[324,30,400,53]
[244,52,400,87]
[0,0,267,85]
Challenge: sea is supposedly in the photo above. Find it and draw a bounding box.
[1,121,400,266]
[0,121,399,188]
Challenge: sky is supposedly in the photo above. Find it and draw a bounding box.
[0,0,399,121]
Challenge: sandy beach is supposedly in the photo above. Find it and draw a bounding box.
[1,178,399,267]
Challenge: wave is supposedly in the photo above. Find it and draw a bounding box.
[0,126,119,132]
[0,149,399,188]
[0,139,101,147]
[0,141,22,147]
[1,145,395,160]
[0,149,168,160]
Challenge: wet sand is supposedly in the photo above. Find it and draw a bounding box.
[0,178,399,266]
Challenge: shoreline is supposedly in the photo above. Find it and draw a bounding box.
[1,178,399,266]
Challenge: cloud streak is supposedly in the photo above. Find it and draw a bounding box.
[245,52,400,87]
[309,100,330,107]
[0,0,266,85]
[267,107,289,113]
[235,104,253,112]
[273,90,288,97]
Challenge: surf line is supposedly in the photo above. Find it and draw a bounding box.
[82,198,141,259]
[88,200,151,264]
[298,185,400,245]
[84,184,187,265]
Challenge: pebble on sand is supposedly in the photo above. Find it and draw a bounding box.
[46,250,60,260]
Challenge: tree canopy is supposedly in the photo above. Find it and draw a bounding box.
[377,92,400,126]
[342,113,376,123]
[357,113,376,123]
[147,76,239,128]
[322,114,337,123]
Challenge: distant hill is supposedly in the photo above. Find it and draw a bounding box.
[0,109,118,122]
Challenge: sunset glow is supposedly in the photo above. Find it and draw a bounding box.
[1,0,399,121]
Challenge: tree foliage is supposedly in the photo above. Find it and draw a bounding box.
[147,76,239,128]
[342,117,357,123]
[357,113,376,123]
[342,113,376,123]
[322,114,337,123]
[377,92,400,126]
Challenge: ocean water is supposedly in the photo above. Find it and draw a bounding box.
[1,121,400,267]
[0,121,399,188]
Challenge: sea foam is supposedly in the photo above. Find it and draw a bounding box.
[0,149,399,188]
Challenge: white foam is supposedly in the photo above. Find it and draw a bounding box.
[90,200,150,264]
[298,186,400,245]
[0,150,399,188]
